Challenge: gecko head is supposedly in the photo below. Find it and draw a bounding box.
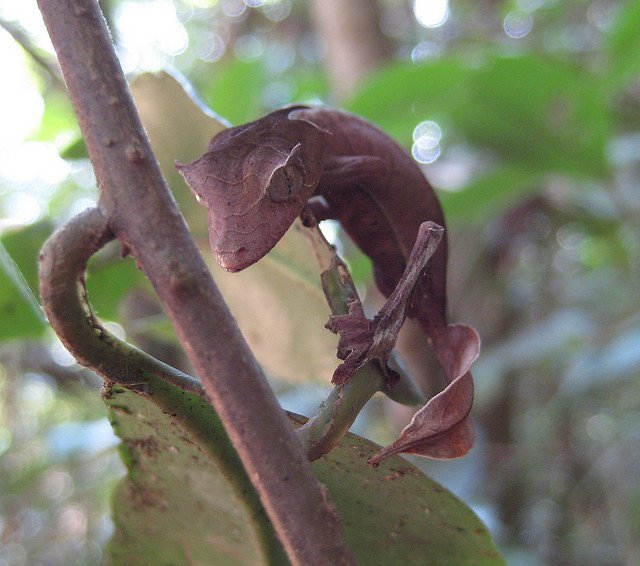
[178,107,330,271]
[206,208,269,272]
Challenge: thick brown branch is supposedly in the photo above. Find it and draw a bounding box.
[36,1,354,563]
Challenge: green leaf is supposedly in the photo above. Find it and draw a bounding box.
[1,221,52,292]
[348,55,610,177]
[347,58,470,147]
[289,70,330,103]
[456,56,609,177]
[0,221,146,340]
[0,222,51,342]
[203,59,267,124]
[35,89,80,143]
[441,165,543,225]
[107,382,504,565]
[131,71,229,239]
[85,248,147,322]
[59,136,87,160]
[0,241,47,341]
[106,381,286,566]
[606,0,640,90]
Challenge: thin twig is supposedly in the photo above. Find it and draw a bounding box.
[35,1,354,563]
[0,18,65,87]
[298,361,386,461]
[39,206,204,395]
[294,219,425,460]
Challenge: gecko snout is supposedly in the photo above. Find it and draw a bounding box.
[215,245,254,272]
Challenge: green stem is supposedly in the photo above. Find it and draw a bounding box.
[298,362,385,461]
[295,224,424,460]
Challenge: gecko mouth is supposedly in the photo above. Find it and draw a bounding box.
[215,246,251,272]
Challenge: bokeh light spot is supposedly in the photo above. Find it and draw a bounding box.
[503,11,534,39]
[413,0,449,28]
[412,120,443,164]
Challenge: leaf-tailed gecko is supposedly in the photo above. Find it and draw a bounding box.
[177,106,479,461]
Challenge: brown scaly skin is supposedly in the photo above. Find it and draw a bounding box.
[178,106,478,461]
[178,106,447,334]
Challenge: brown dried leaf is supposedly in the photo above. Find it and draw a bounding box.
[370,324,480,464]
[325,300,374,385]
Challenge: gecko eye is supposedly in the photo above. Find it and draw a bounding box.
[266,164,304,202]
